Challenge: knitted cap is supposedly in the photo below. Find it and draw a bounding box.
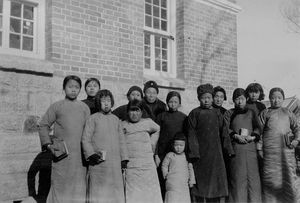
[143,80,159,93]
[127,86,143,98]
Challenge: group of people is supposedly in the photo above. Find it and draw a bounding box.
[37,75,300,203]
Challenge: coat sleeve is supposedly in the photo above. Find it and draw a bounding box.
[161,153,172,179]
[221,110,234,156]
[188,162,196,184]
[257,109,268,150]
[118,120,129,161]
[147,119,160,153]
[38,103,57,146]
[187,110,200,159]
[288,110,300,142]
[81,116,96,159]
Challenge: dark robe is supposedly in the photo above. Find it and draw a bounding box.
[188,107,234,198]
[246,101,266,117]
[112,104,150,121]
[213,104,227,115]
[143,98,167,121]
[82,96,98,115]
[223,108,262,203]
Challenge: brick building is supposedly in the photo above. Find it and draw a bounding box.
[0,0,240,201]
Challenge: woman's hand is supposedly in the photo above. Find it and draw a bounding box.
[154,155,160,167]
[245,135,255,143]
[233,134,247,144]
[257,150,263,159]
[290,140,299,149]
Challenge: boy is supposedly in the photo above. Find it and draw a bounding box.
[188,83,233,203]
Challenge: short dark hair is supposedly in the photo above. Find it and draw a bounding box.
[84,78,100,90]
[245,83,265,101]
[166,91,181,104]
[232,88,246,101]
[95,89,114,111]
[63,75,82,89]
[213,86,227,101]
[127,99,144,112]
[269,87,285,100]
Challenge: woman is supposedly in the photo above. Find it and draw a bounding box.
[259,87,300,203]
[122,99,163,203]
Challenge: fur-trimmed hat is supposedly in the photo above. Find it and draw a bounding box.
[143,80,159,93]
[197,83,214,98]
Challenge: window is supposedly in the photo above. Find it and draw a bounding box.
[0,0,45,58]
[144,0,176,77]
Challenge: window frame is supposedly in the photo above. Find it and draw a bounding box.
[0,0,45,59]
[143,0,176,78]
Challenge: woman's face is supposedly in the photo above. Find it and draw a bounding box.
[248,91,260,102]
[234,95,247,109]
[213,91,225,107]
[270,91,284,108]
[86,81,100,97]
[128,108,142,123]
[145,87,158,103]
[128,90,142,101]
[168,96,180,111]
[64,79,81,100]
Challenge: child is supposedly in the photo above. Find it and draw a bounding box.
[187,83,234,203]
[223,88,262,203]
[122,99,163,203]
[82,77,101,114]
[213,86,227,115]
[113,85,150,120]
[245,83,266,116]
[162,132,195,203]
[143,80,167,121]
[155,91,187,198]
[81,89,129,203]
[259,88,300,203]
[39,75,90,202]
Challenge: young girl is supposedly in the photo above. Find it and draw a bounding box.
[122,99,163,203]
[188,83,234,203]
[245,83,266,116]
[259,88,300,203]
[162,132,195,203]
[223,88,262,203]
[213,86,227,115]
[155,91,187,198]
[81,89,128,202]
[39,75,90,202]
[82,77,101,114]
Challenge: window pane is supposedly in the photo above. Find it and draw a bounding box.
[153,0,159,6]
[145,58,150,69]
[145,0,151,3]
[145,3,152,15]
[162,61,167,72]
[155,60,161,71]
[10,18,21,33]
[161,20,167,31]
[162,49,167,60]
[24,5,34,20]
[153,18,159,29]
[161,9,167,19]
[155,48,160,59]
[23,36,33,51]
[11,2,21,17]
[153,6,159,17]
[0,32,2,46]
[9,34,20,49]
[155,36,160,47]
[145,15,152,27]
[161,0,167,8]
[0,16,2,29]
[144,46,150,57]
[144,33,150,45]
[162,38,167,49]
[23,21,33,35]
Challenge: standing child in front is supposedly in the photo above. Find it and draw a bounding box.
[39,75,90,202]
[155,91,187,198]
[81,89,129,203]
[162,132,195,203]
[187,83,234,203]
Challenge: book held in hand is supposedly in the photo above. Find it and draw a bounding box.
[96,150,106,161]
[52,138,69,162]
